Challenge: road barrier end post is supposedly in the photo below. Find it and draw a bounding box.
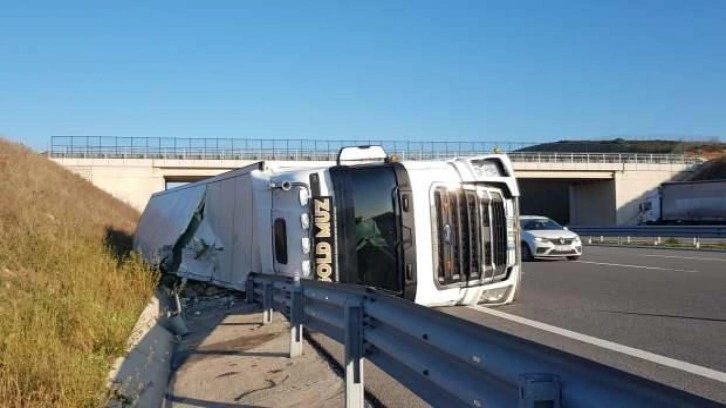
[263,282,273,325]
[289,286,304,357]
[344,296,365,408]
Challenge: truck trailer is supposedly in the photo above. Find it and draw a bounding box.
[639,179,726,225]
[134,146,522,306]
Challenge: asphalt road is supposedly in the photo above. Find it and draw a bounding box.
[445,245,726,404]
[311,245,726,406]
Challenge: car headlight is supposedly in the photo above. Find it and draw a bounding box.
[534,237,546,242]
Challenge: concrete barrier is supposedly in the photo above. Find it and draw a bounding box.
[106,291,176,407]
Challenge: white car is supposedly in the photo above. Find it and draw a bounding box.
[520,216,582,261]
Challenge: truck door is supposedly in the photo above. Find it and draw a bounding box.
[271,181,311,280]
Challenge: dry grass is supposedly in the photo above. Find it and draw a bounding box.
[0,139,156,407]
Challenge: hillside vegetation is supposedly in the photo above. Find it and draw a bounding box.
[688,156,726,181]
[520,138,726,156]
[0,139,156,407]
[520,138,726,181]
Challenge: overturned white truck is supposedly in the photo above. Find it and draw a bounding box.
[134,146,522,306]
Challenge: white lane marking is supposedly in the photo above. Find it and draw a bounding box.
[468,305,726,383]
[641,254,726,262]
[573,260,699,273]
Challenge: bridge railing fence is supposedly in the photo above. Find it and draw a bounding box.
[49,136,699,164]
[243,273,716,408]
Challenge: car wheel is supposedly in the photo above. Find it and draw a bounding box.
[521,243,533,262]
[567,255,580,261]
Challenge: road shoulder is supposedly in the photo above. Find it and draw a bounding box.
[165,300,344,407]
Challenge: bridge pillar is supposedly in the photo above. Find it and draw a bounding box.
[613,170,686,225]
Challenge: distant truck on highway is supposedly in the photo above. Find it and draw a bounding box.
[134,145,522,307]
[638,179,726,225]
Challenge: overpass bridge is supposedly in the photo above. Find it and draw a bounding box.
[49,137,700,225]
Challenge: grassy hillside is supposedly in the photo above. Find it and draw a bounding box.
[519,138,726,180]
[0,139,156,407]
[519,138,726,155]
[688,157,726,181]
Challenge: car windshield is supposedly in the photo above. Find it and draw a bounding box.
[523,218,563,231]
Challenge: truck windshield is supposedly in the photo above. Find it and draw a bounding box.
[349,167,399,291]
[329,165,402,293]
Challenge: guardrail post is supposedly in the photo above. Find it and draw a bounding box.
[626,236,631,244]
[587,236,592,245]
[694,237,700,249]
[262,281,273,325]
[655,236,661,246]
[518,374,561,408]
[245,276,255,304]
[617,236,622,246]
[344,296,365,408]
[599,235,604,243]
[289,286,304,358]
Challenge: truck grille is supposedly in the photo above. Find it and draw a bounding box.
[433,187,509,286]
[490,193,508,279]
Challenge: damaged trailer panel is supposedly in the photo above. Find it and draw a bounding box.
[134,162,269,290]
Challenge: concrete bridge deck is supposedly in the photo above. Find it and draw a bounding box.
[49,135,702,225]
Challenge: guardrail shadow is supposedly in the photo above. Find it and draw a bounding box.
[164,394,265,407]
[107,287,269,407]
[163,293,334,408]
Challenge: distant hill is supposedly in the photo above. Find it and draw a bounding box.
[519,138,726,156]
[688,157,726,181]
[0,138,155,407]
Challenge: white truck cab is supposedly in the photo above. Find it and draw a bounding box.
[134,146,522,306]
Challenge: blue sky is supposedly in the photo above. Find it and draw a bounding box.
[1,1,724,150]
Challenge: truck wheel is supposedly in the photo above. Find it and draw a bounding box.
[521,243,533,262]
[567,256,580,261]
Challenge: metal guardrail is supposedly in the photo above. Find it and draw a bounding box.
[572,226,726,248]
[245,273,717,407]
[48,136,699,164]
